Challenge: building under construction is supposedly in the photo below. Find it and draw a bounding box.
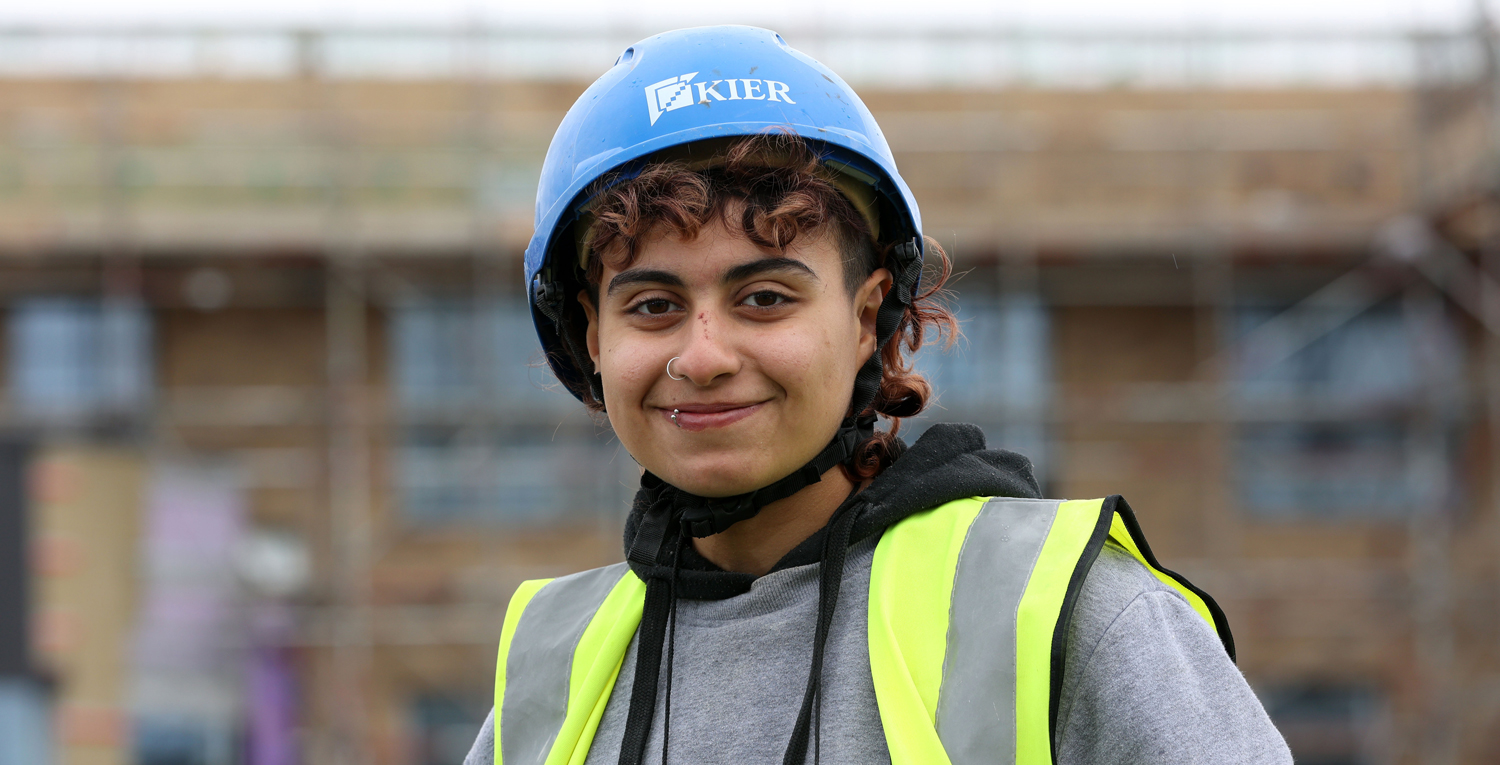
[0,24,1497,765]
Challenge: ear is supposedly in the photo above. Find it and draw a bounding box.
[854,267,893,366]
[578,290,602,370]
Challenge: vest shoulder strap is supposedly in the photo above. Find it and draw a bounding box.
[494,563,645,765]
[1102,497,1235,660]
[868,495,1232,765]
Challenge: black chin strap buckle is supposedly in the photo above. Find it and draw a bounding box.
[532,274,564,322]
[849,414,877,449]
[682,494,758,538]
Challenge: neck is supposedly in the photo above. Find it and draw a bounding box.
[690,464,858,577]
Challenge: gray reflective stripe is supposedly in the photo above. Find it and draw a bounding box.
[501,563,630,765]
[934,498,1062,765]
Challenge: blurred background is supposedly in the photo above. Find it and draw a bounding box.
[0,0,1498,763]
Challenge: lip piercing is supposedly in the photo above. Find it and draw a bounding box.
[671,409,681,428]
[666,356,685,381]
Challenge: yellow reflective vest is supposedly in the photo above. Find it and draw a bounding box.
[492,496,1232,765]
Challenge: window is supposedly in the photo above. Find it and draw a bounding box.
[389,296,631,525]
[0,679,51,765]
[133,716,216,765]
[390,298,563,413]
[411,693,489,765]
[1230,301,1464,518]
[392,300,482,410]
[396,426,629,525]
[910,293,1052,482]
[8,297,152,419]
[1262,684,1386,765]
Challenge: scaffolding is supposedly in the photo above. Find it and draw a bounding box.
[1,22,1498,765]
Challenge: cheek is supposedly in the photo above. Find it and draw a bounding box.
[762,312,857,401]
[596,327,656,407]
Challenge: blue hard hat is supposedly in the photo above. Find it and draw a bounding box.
[526,25,924,399]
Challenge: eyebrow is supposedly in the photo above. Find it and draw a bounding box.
[606,257,820,298]
[606,269,685,297]
[723,257,820,285]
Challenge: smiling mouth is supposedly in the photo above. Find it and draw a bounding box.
[661,402,765,432]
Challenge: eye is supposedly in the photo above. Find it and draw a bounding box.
[629,297,679,316]
[741,291,787,308]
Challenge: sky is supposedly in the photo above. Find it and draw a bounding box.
[0,0,1490,32]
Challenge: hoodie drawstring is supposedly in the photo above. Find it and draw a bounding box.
[617,573,672,765]
[660,525,688,762]
[618,485,863,765]
[781,487,861,765]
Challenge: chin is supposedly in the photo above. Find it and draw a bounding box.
[657,454,784,498]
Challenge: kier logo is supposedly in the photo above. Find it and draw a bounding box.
[646,71,797,125]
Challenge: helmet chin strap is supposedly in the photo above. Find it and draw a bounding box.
[675,413,875,538]
[626,414,874,568]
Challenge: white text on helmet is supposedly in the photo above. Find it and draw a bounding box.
[647,72,795,125]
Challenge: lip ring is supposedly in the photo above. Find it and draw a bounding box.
[671,408,681,428]
[660,401,764,432]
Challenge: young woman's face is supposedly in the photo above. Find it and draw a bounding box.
[582,216,889,498]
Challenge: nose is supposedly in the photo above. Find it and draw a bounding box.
[668,310,740,385]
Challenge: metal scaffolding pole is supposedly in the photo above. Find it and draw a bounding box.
[1402,284,1458,765]
[1475,2,1500,748]
[307,29,376,765]
[325,256,374,765]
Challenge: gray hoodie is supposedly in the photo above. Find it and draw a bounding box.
[466,424,1291,764]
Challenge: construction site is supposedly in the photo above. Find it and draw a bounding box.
[0,20,1497,765]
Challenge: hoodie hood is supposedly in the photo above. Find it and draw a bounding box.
[622,422,1041,599]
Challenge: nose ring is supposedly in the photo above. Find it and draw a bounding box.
[671,409,681,428]
[666,356,685,381]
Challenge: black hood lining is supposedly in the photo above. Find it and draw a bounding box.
[622,422,1042,600]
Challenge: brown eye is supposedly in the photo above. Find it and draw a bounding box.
[631,298,677,316]
[743,291,786,308]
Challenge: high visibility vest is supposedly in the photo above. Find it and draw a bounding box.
[492,496,1232,765]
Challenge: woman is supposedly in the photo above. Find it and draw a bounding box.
[467,25,1290,765]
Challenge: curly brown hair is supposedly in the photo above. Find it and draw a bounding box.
[558,134,957,478]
